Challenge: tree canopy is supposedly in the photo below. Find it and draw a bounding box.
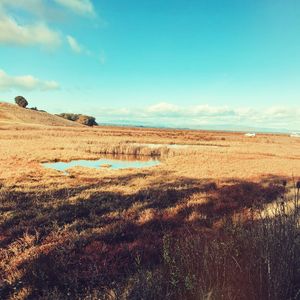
[15,96,28,108]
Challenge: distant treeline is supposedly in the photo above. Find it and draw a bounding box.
[56,113,98,126]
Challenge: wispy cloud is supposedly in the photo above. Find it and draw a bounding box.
[0,1,104,64]
[66,35,105,64]
[0,1,98,52]
[0,11,61,48]
[147,102,180,113]
[54,0,95,16]
[66,35,83,53]
[0,69,60,91]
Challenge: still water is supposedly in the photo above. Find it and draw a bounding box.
[43,157,160,172]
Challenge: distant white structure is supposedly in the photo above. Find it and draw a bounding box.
[290,132,300,138]
[245,133,256,137]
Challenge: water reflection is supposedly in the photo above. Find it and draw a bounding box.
[43,155,160,172]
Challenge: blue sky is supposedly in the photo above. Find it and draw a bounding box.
[0,0,300,131]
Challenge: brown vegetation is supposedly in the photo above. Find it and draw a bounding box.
[0,107,299,299]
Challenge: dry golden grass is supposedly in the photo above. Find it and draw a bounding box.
[0,102,81,127]
[0,111,299,184]
[0,103,299,299]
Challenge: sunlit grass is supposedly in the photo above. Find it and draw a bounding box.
[0,117,299,299]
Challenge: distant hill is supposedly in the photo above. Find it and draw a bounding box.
[0,102,82,127]
[100,120,296,134]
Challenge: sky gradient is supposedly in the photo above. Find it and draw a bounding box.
[0,0,300,131]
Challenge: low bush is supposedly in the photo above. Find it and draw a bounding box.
[57,113,98,126]
[77,115,97,126]
[1,182,299,299]
[128,189,300,300]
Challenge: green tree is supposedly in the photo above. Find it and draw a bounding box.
[15,96,28,108]
[77,115,98,126]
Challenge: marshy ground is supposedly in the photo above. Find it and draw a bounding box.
[0,123,299,299]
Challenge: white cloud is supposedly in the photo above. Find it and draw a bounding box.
[66,35,82,53]
[0,0,46,17]
[192,105,235,116]
[0,1,103,62]
[147,102,180,113]
[265,107,294,118]
[54,0,95,16]
[86,102,300,131]
[0,12,61,48]
[0,69,60,91]
[66,35,105,64]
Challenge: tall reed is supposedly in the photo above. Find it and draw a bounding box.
[127,185,300,300]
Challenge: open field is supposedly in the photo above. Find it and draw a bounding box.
[2,0,300,298]
[0,108,300,299]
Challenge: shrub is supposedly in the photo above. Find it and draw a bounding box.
[57,113,98,126]
[127,189,300,300]
[77,115,97,126]
[57,113,79,122]
[15,96,28,108]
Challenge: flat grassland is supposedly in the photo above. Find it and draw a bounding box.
[0,119,299,299]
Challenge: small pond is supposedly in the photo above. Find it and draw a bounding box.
[43,157,160,173]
